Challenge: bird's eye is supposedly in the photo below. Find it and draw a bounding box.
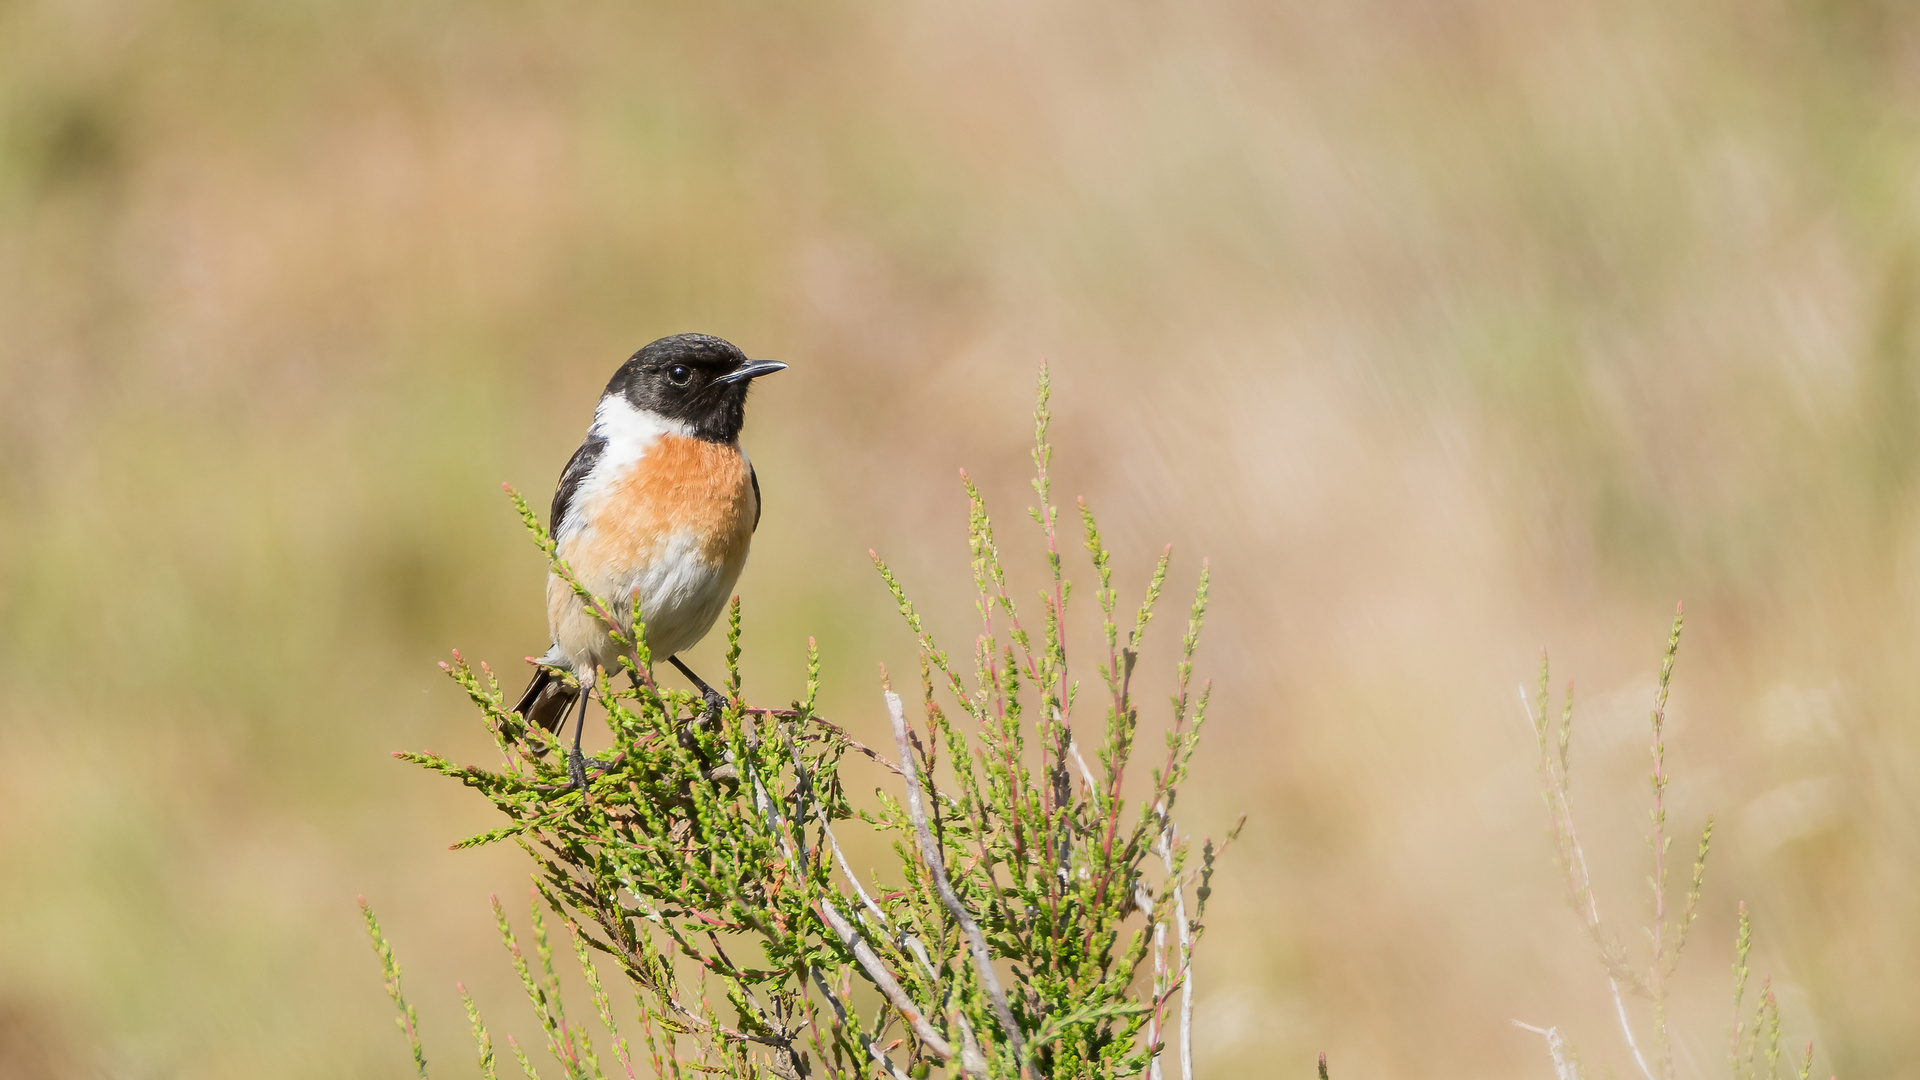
[667,365,691,386]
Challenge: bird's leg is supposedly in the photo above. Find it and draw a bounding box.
[667,655,727,726]
[567,671,594,795]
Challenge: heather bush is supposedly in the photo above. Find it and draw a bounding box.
[363,369,1235,1079]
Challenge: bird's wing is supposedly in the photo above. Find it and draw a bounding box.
[550,434,608,540]
[750,462,761,533]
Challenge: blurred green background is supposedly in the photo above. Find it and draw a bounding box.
[3,0,1917,1076]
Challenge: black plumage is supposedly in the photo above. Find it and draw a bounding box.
[549,433,607,541]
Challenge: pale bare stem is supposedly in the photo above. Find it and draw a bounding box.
[815,898,955,1062]
[1156,822,1196,1080]
[1067,733,1101,798]
[735,731,904,1075]
[808,967,912,1080]
[792,741,941,980]
[1513,1021,1581,1080]
[823,811,940,980]
[954,1013,991,1076]
[888,689,1029,1076]
[1045,712,1088,887]
[1140,879,1167,1080]
[778,736,956,1071]
[1519,686,1657,1080]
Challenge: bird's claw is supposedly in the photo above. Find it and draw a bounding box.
[568,746,591,796]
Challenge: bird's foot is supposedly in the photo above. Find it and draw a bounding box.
[702,687,727,726]
[568,745,591,796]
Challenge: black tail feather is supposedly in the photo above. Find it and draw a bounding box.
[514,666,578,734]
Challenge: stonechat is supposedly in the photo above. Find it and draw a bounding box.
[512,333,786,790]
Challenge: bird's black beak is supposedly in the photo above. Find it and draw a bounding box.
[715,360,788,385]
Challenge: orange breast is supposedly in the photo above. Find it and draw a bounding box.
[569,435,756,574]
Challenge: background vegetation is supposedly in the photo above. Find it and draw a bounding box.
[2,0,1916,1076]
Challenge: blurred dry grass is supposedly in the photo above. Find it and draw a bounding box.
[3,0,1918,1076]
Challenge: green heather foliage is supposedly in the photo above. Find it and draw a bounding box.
[364,370,1236,1079]
[1524,613,1819,1080]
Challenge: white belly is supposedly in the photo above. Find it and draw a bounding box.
[546,530,743,675]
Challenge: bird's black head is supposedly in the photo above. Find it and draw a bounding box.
[604,333,787,443]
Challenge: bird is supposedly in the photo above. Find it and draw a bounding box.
[512,333,786,791]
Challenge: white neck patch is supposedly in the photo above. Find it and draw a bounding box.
[553,396,693,546]
[592,394,693,450]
